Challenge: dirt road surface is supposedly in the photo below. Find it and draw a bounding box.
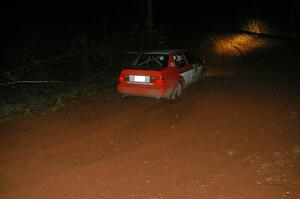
[1,37,300,198]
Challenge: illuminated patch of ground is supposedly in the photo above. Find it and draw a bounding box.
[212,34,270,57]
[211,20,274,57]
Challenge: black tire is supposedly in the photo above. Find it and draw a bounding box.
[171,82,183,100]
[199,66,206,82]
[201,69,205,81]
[120,94,128,99]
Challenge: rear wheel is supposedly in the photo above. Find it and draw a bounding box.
[171,82,182,100]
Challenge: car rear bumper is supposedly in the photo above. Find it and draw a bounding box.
[117,84,172,98]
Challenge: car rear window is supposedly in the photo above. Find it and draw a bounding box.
[131,54,169,69]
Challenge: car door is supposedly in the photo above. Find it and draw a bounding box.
[183,51,202,83]
[173,52,193,87]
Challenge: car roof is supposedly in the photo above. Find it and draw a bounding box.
[143,49,182,55]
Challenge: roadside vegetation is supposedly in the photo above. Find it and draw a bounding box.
[0,23,169,122]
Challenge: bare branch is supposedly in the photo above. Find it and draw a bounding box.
[0,80,64,86]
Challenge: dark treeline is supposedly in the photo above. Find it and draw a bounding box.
[2,0,299,68]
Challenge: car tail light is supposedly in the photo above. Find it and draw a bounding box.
[119,75,125,81]
[155,79,164,84]
[151,76,164,84]
[119,74,129,82]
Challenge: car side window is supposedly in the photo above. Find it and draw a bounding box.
[173,53,186,68]
[183,52,197,65]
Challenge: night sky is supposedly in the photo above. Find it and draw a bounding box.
[1,0,299,53]
[3,1,298,31]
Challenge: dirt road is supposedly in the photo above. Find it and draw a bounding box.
[1,39,300,198]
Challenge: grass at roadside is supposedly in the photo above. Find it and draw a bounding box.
[0,78,118,122]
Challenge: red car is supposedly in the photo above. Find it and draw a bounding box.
[117,49,206,99]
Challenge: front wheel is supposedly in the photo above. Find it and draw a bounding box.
[199,68,206,82]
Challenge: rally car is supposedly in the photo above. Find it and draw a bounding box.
[117,49,206,100]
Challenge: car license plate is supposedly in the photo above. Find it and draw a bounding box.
[130,75,149,83]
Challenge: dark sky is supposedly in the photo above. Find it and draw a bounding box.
[3,1,298,27]
[2,0,299,44]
